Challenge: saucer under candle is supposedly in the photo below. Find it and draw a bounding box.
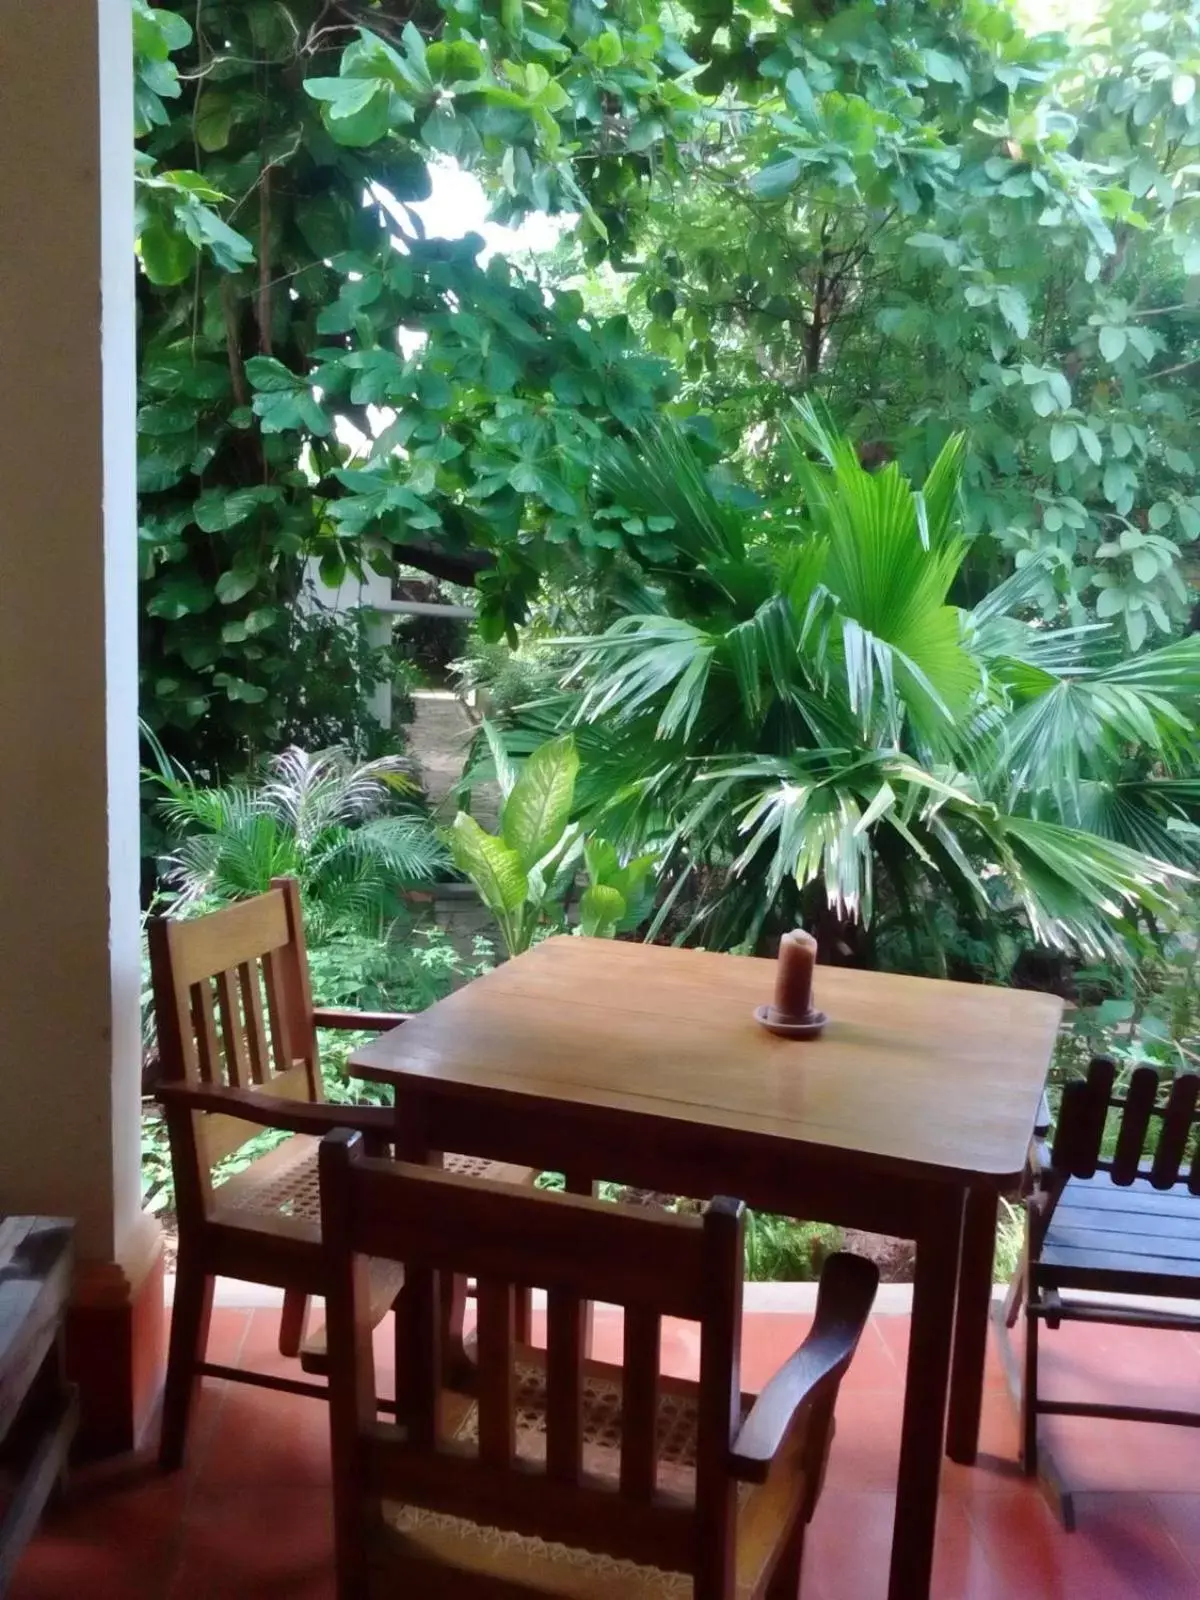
[755,1003,828,1040]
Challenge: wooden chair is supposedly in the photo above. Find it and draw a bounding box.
[150,877,532,1471]
[319,1127,879,1600]
[1002,1056,1200,1526]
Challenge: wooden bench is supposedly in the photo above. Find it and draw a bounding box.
[0,1217,75,1590]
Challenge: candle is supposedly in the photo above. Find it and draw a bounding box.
[774,929,818,1020]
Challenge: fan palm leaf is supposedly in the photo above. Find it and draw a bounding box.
[555,412,1200,960]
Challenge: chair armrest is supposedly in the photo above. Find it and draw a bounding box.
[156,1080,395,1140]
[730,1253,878,1485]
[311,1006,411,1032]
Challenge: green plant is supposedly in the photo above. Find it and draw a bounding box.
[556,407,1200,962]
[141,1107,174,1216]
[578,839,658,940]
[450,635,561,719]
[447,727,658,954]
[993,1199,1024,1285]
[1056,906,1200,1082]
[311,924,496,1104]
[743,1213,844,1284]
[535,1176,843,1284]
[308,923,495,1016]
[155,745,446,938]
[447,729,582,956]
[273,608,400,758]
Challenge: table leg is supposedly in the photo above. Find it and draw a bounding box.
[888,1189,964,1600]
[946,1186,998,1465]
[565,1172,597,1359]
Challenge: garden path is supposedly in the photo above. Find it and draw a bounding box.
[408,689,500,829]
[408,689,499,956]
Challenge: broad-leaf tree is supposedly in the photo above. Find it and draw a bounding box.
[568,0,1200,644]
[134,0,696,768]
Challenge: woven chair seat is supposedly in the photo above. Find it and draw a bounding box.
[372,1366,772,1598]
[211,1132,529,1234]
[209,1134,537,1374]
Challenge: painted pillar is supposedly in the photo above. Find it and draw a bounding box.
[0,0,163,1452]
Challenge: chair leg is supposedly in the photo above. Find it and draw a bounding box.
[1002,1244,1026,1329]
[514,1285,533,1347]
[159,1261,214,1472]
[1021,1299,1039,1477]
[279,1289,309,1358]
[766,1513,807,1599]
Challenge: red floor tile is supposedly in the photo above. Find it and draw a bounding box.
[1149,1493,1200,1575]
[14,1306,1200,1600]
[166,1486,334,1600]
[964,1488,1200,1600]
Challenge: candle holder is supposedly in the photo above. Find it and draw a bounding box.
[755,928,828,1040]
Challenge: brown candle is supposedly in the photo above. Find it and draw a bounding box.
[774,929,817,1020]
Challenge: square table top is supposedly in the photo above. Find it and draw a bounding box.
[350,936,1064,1186]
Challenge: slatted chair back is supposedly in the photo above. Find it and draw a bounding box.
[320,1130,753,1599]
[149,877,322,1178]
[1052,1056,1200,1193]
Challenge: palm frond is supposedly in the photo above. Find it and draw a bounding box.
[261,746,415,844]
[595,422,748,570]
[978,813,1192,960]
[155,745,441,935]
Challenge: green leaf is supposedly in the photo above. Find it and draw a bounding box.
[501,735,579,871]
[1077,425,1102,466]
[245,355,302,393]
[784,69,821,130]
[138,223,194,285]
[1099,326,1127,362]
[447,813,528,917]
[996,285,1030,339]
[304,75,392,145]
[1132,548,1159,583]
[214,568,258,604]
[579,883,626,938]
[1050,423,1077,463]
[195,93,234,152]
[922,48,967,88]
[749,157,802,202]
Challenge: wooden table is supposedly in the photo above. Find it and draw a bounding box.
[351,937,1062,1600]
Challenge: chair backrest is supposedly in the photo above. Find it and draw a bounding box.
[1052,1056,1200,1192]
[319,1130,751,1594]
[148,877,322,1171]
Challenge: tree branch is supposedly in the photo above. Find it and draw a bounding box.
[257,165,273,356]
[1151,356,1200,380]
[390,541,496,588]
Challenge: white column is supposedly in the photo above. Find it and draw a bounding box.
[0,0,146,1274]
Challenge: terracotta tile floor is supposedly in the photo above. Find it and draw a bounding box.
[14,1303,1200,1599]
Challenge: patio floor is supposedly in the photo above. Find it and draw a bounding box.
[13,1299,1200,1599]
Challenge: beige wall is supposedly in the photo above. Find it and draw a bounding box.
[0,0,143,1264]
